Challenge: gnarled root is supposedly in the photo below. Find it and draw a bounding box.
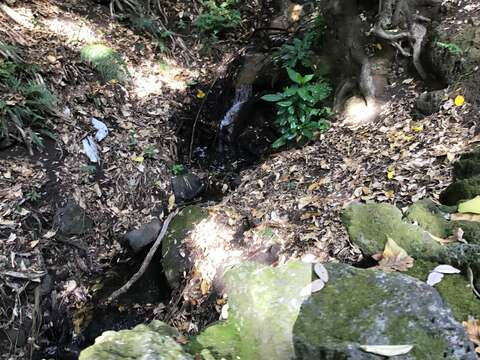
[374,0,430,79]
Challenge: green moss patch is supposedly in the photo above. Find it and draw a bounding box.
[80,44,129,82]
[342,203,442,258]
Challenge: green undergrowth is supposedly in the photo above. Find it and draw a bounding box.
[194,0,241,37]
[0,51,57,150]
[262,68,332,148]
[80,44,129,82]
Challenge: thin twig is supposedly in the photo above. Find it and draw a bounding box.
[107,208,180,302]
[188,77,219,162]
[467,266,480,299]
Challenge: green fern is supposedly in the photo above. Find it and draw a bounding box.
[0,59,57,150]
[80,44,129,82]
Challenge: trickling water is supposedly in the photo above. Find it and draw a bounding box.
[219,85,252,129]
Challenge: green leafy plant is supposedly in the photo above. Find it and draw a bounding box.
[144,144,158,159]
[171,164,185,175]
[26,189,41,202]
[274,33,315,69]
[262,68,332,148]
[194,0,241,36]
[436,41,462,56]
[0,58,57,151]
[80,44,129,82]
[80,164,97,174]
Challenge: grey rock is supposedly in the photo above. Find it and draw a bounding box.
[54,199,93,236]
[190,261,475,359]
[293,263,476,360]
[172,173,204,202]
[415,90,446,115]
[124,219,162,253]
[79,320,193,360]
[162,205,208,289]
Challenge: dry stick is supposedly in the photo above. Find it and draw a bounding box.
[108,208,180,302]
[188,77,219,162]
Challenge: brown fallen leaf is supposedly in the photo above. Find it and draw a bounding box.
[463,319,480,353]
[372,237,414,272]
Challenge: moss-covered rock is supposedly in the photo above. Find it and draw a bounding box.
[162,205,208,289]
[440,176,480,206]
[406,198,480,245]
[453,150,480,180]
[406,259,480,322]
[342,203,442,258]
[190,260,312,360]
[79,320,192,360]
[405,199,452,238]
[190,261,474,359]
[293,263,475,359]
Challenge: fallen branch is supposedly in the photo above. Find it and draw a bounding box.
[107,208,180,302]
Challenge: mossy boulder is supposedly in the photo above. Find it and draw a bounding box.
[440,176,480,206]
[406,199,480,245]
[342,203,442,258]
[406,259,480,322]
[453,150,480,180]
[189,260,312,359]
[79,320,192,360]
[293,263,475,359]
[80,44,129,82]
[190,261,474,359]
[162,205,208,289]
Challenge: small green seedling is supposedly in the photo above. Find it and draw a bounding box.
[26,189,41,202]
[171,164,185,175]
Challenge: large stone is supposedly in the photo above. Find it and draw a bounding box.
[341,203,441,258]
[124,219,162,253]
[293,263,475,359]
[172,173,204,202]
[440,176,480,206]
[79,320,192,360]
[453,149,480,180]
[189,261,475,359]
[162,205,208,289]
[415,90,447,116]
[54,199,93,236]
[406,199,480,245]
[406,259,480,322]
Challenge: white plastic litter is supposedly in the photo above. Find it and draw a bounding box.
[91,117,108,142]
[82,136,99,163]
[426,271,444,286]
[433,265,461,274]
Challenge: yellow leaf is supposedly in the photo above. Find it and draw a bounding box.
[130,155,144,163]
[411,123,424,132]
[196,89,206,99]
[372,237,414,272]
[458,196,480,214]
[454,95,465,106]
[200,279,210,295]
[387,167,395,180]
[383,237,408,258]
[376,43,382,50]
[168,194,175,211]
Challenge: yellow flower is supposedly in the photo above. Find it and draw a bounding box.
[387,167,395,180]
[454,95,465,107]
[130,155,144,163]
[196,89,206,99]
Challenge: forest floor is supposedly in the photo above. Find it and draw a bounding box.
[1,0,479,359]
